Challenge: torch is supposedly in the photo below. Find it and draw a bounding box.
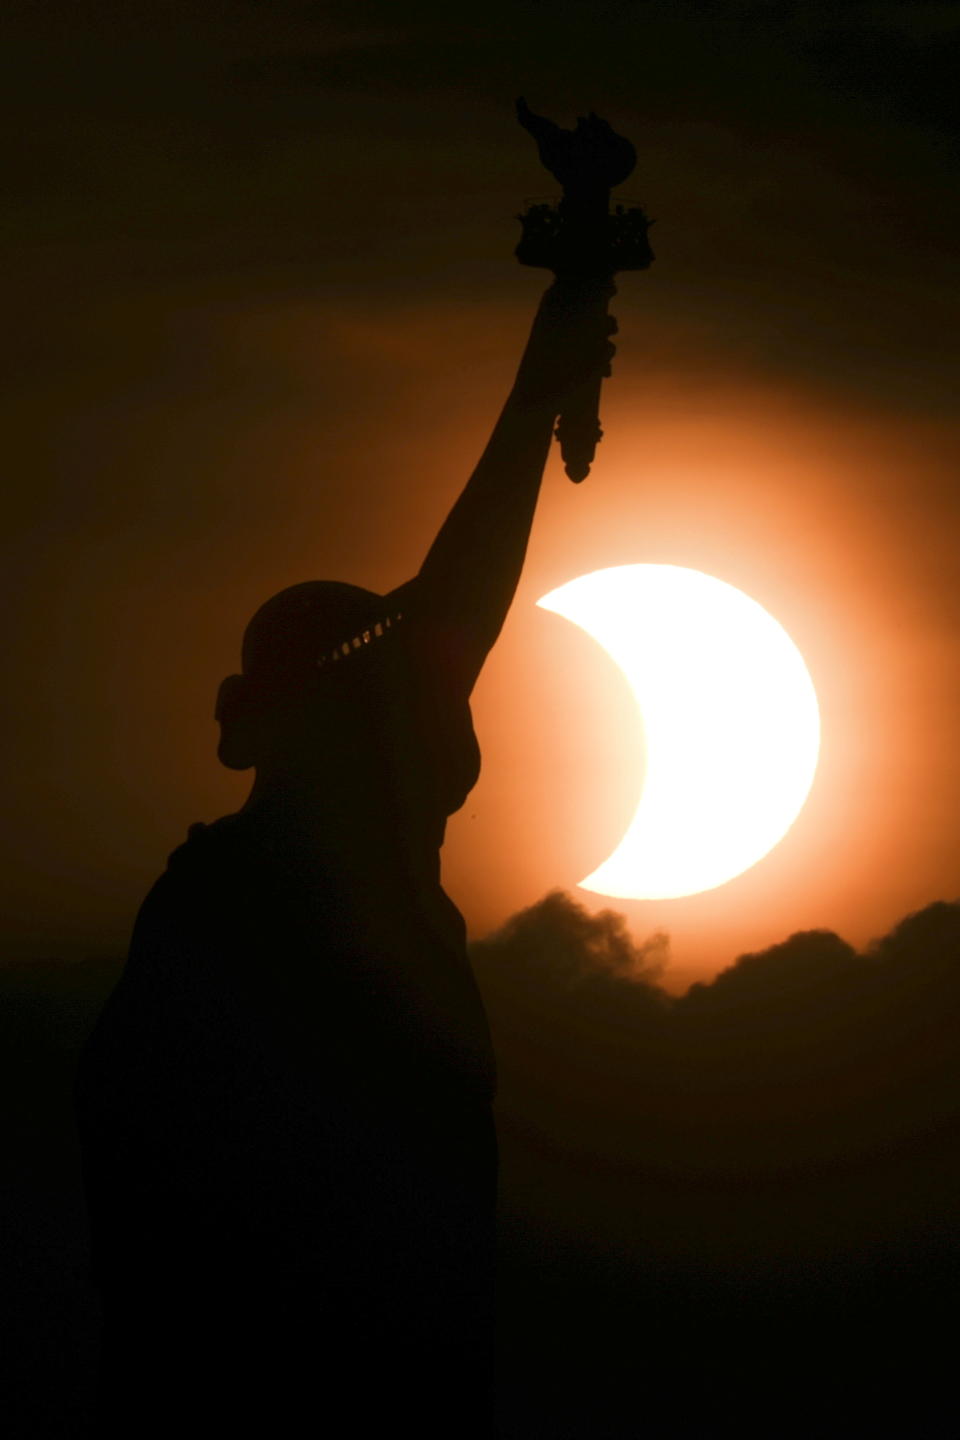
[515,98,654,482]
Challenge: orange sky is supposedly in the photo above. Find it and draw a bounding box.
[9,291,958,988]
[447,373,960,986]
[4,3,959,987]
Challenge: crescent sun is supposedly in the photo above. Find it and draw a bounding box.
[537,565,821,901]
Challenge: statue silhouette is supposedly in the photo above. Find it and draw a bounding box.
[76,284,615,1438]
[516,97,637,196]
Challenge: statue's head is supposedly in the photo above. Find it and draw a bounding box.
[216,581,404,775]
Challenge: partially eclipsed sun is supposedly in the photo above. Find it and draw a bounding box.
[538,565,820,900]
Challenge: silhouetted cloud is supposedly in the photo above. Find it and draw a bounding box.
[472,891,960,1435]
[473,888,668,998]
[473,889,960,1190]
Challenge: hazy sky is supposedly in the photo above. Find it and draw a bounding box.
[4,0,959,983]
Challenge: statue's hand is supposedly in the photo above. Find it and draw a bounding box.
[512,282,617,409]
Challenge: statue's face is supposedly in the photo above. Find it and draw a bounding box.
[267,633,417,782]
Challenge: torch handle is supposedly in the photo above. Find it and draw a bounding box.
[553,281,614,483]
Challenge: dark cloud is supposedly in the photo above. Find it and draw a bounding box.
[473,890,960,1434]
[473,887,668,990]
[475,890,960,1185]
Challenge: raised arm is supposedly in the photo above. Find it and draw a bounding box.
[393,281,615,692]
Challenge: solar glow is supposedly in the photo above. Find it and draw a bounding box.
[538,565,820,900]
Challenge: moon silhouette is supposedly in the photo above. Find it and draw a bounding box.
[537,565,821,900]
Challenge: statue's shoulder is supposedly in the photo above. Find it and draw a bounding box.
[129,815,252,941]
[166,812,250,872]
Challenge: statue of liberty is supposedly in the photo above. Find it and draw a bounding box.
[76,103,645,1438]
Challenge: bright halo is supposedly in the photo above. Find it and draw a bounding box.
[538,565,820,900]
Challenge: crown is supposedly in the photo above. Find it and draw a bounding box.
[316,610,405,669]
